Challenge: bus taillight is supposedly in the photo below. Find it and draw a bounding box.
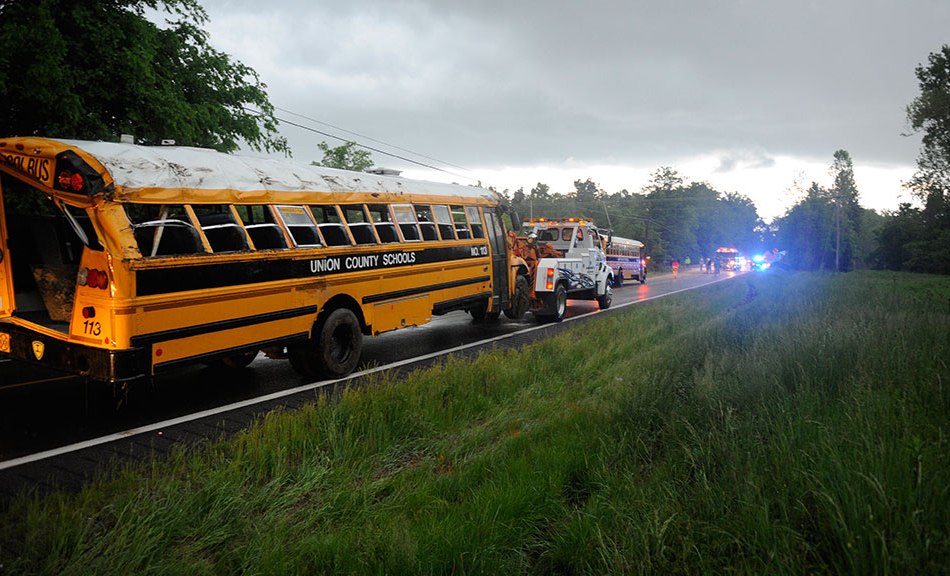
[78,267,109,289]
[57,170,85,192]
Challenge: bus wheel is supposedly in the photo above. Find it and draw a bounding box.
[470,300,500,323]
[597,284,613,310]
[504,274,530,320]
[290,308,362,379]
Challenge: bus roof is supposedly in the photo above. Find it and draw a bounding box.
[0,137,498,203]
[610,235,644,248]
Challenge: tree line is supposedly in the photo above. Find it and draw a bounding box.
[1,1,947,275]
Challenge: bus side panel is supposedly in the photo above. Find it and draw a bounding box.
[150,314,310,370]
[372,294,431,335]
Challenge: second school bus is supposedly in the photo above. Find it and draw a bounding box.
[0,137,531,384]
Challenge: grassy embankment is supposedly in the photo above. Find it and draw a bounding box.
[1,270,948,574]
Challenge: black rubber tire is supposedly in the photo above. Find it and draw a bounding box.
[537,283,568,323]
[289,308,362,379]
[597,284,613,310]
[504,274,531,320]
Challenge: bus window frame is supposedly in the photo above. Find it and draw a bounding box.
[274,204,322,248]
[392,204,422,242]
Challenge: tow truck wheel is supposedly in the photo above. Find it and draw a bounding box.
[534,283,567,323]
[597,284,613,310]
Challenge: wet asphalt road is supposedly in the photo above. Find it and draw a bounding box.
[0,268,738,466]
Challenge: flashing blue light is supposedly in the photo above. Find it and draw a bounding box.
[752,254,765,263]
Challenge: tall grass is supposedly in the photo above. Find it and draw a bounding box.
[1,271,947,574]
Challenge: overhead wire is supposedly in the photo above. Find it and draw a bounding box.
[244,106,480,185]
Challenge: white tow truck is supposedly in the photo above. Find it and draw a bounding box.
[514,217,614,322]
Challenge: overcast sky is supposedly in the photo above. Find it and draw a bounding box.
[190,0,948,221]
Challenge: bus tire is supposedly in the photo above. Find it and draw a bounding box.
[504,274,530,320]
[597,284,613,310]
[290,308,362,379]
[470,300,500,323]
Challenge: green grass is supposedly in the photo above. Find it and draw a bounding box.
[1,270,948,575]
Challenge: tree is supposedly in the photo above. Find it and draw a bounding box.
[572,178,600,204]
[312,141,374,171]
[868,45,950,275]
[0,0,287,154]
[829,149,861,271]
[906,45,950,201]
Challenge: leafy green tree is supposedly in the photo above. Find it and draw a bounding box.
[829,149,861,271]
[868,45,950,274]
[572,178,600,204]
[0,0,287,154]
[312,141,374,171]
[906,45,950,201]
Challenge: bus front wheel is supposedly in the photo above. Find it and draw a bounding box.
[504,274,530,320]
[290,308,362,379]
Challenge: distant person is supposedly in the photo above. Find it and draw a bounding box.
[672,259,680,279]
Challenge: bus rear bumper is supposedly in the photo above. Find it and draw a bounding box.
[0,323,147,383]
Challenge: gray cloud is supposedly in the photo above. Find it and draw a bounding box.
[194,0,945,213]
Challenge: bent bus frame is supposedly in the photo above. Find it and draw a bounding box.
[0,137,526,385]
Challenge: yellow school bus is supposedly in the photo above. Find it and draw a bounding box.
[0,137,529,384]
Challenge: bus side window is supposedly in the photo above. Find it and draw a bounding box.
[309,205,352,247]
[431,205,456,240]
[465,206,484,238]
[234,205,288,250]
[341,204,378,245]
[192,205,250,253]
[366,204,400,243]
[451,205,471,239]
[275,205,321,247]
[393,204,421,242]
[126,204,205,257]
[414,205,439,241]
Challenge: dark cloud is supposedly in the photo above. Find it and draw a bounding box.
[197,0,944,215]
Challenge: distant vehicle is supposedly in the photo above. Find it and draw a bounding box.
[604,235,647,286]
[715,247,741,271]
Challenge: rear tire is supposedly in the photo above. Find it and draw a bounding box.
[536,283,567,323]
[289,308,362,379]
[597,284,613,310]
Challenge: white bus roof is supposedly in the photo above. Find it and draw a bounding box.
[610,235,644,248]
[58,139,496,202]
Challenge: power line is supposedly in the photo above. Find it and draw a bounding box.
[244,107,479,185]
[275,107,474,174]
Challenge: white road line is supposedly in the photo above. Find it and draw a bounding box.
[0,276,731,471]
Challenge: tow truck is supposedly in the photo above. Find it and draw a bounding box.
[509,217,613,322]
